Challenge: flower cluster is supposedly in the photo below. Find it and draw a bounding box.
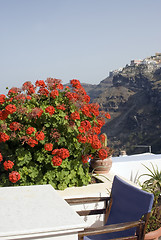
[0,78,111,189]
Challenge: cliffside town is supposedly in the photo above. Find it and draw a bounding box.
[83,53,161,156]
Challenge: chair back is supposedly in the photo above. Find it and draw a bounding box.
[105,175,154,238]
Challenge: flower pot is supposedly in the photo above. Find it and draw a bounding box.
[90,156,112,174]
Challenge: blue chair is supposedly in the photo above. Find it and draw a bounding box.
[66,175,154,240]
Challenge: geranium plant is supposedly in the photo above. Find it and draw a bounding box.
[0,78,111,190]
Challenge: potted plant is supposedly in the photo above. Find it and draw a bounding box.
[139,163,161,238]
[0,78,112,190]
[90,133,113,174]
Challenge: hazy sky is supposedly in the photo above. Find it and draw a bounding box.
[0,0,161,94]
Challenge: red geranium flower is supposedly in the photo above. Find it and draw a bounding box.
[26,127,35,135]
[57,148,70,159]
[52,156,62,166]
[92,126,101,134]
[77,134,87,143]
[51,90,59,99]
[35,131,45,141]
[38,87,49,96]
[9,122,21,131]
[0,110,9,120]
[98,149,108,160]
[0,132,10,142]
[57,83,63,90]
[70,79,81,89]
[81,155,91,164]
[30,107,43,118]
[26,95,31,100]
[44,143,53,151]
[27,137,38,147]
[71,111,80,120]
[3,160,14,170]
[100,134,106,143]
[45,106,55,115]
[9,171,21,183]
[81,105,92,118]
[0,153,3,162]
[56,104,66,111]
[5,104,17,114]
[105,112,111,119]
[91,135,102,149]
[80,120,91,131]
[0,94,6,104]
[35,80,46,87]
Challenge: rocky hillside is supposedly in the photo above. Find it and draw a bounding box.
[84,54,161,156]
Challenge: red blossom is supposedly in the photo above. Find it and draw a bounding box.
[0,94,6,104]
[98,149,108,160]
[45,78,62,90]
[35,80,46,87]
[44,143,53,151]
[5,104,17,114]
[45,106,55,116]
[70,111,80,120]
[77,134,87,143]
[70,79,81,89]
[94,119,105,128]
[52,148,70,159]
[50,129,60,142]
[92,126,101,134]
[52,149,59,155]
[100,134,106,143]
[81,105,92,118]
[8,87,20,95]
[9,171,21,183]
[30,107,43,118]
[26,95,31,100]
[105,112,111,119]
[26,127,35,135]
[35,131,45,141]
[57,148,70,159]
[38,87,49,96]
[27,137,38,147]
[57,83,63,90]
[80,120,91,131]
[50,90,59,99]
[91,135,102,149]
[0,132,10,142]
[65,92,78,101]
[9,122,21,131]
[56,104,66,111]
[14,93,26,101]
[81,155,91,164]
[0,153,3,162]
[0,110,9,120]
[3,160,14,170]
[78,126,85,133]
[89,103,100,117]
[52,156,62,166]
[84,94,90,103]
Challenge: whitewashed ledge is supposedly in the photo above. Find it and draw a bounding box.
[0,185,86,240]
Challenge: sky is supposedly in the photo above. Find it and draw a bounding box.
[0,0,161,94]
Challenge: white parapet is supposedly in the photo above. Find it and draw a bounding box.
[111,153,161,184]
[0,184,86,240]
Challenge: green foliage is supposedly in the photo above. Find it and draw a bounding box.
[139,163,161,232]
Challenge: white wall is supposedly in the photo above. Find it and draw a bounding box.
[111,153,161,184]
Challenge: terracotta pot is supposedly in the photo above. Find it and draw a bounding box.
[90,156,112,174]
